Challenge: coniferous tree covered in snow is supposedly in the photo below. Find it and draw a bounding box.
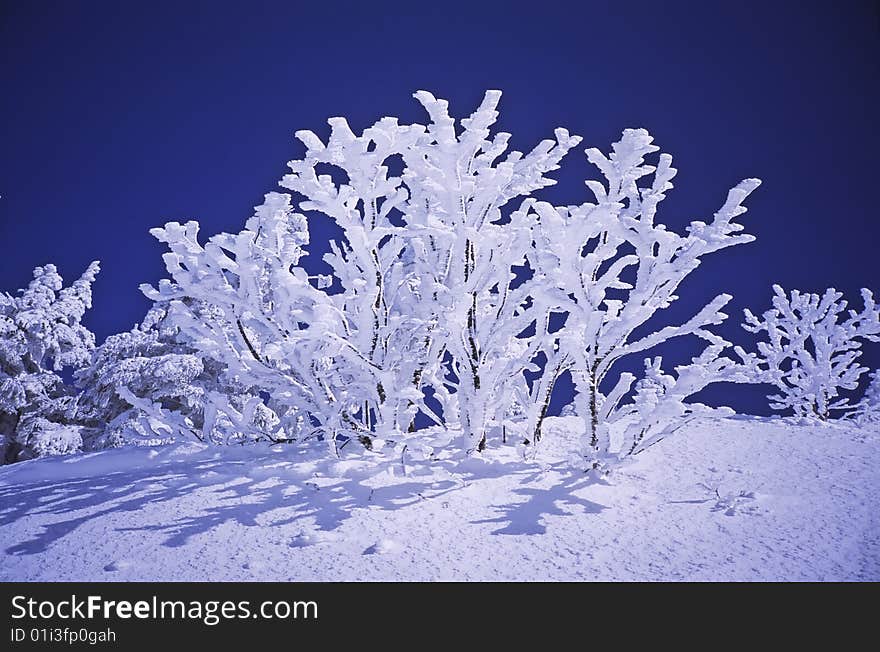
[738,286,880,421]
[0,262,99,462]
[74,301,282,449]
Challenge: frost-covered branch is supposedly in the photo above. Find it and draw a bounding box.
[528,129,760,468]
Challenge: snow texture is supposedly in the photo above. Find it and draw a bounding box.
[1,416,877,581]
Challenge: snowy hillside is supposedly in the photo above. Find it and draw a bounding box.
[2,416,877,581]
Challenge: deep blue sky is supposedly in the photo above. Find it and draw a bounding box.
[1,1,878,415]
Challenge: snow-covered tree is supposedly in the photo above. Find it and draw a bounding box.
[739,286,880,420]
[525,129,761,469]
[75,303,204,440]
[146,91,579,452]
[0,261,99,462]
[281,116,427,438]
[144,192,371,452]
[282,90,580,450]
[141,90,770,464]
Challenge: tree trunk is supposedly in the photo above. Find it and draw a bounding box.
[2,409,23,465]
[588,372,599,449]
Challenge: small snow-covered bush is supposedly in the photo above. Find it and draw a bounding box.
[739,286,880,421]
[853,369,880,425]
[559,403,577,418]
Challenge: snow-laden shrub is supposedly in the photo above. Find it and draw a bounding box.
[738,286,880,421]
[559,403,577,418]
[619,347,751,456]
[14,418,83,460]
[141,90,762,467]
[144,91,580,454]
[0,262,99,462]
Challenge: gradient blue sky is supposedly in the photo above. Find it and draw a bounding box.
[1,1,878,414]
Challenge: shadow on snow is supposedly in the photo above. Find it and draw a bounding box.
[470,464,606,535]
[0,449,606,555]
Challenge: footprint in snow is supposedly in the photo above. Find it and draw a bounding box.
[290,531,340,547]
[103,559,133,572]
[363,539,402,555]
[242,560,266,571]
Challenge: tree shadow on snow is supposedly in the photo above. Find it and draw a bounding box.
[0,448,607,556]
[0,454,458,556]
[471,464,606,535]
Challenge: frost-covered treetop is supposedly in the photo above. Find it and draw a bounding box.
[281,89,581,236]
[0,261,100,375]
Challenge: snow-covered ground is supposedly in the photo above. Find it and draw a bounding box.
[1,416,877,581]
